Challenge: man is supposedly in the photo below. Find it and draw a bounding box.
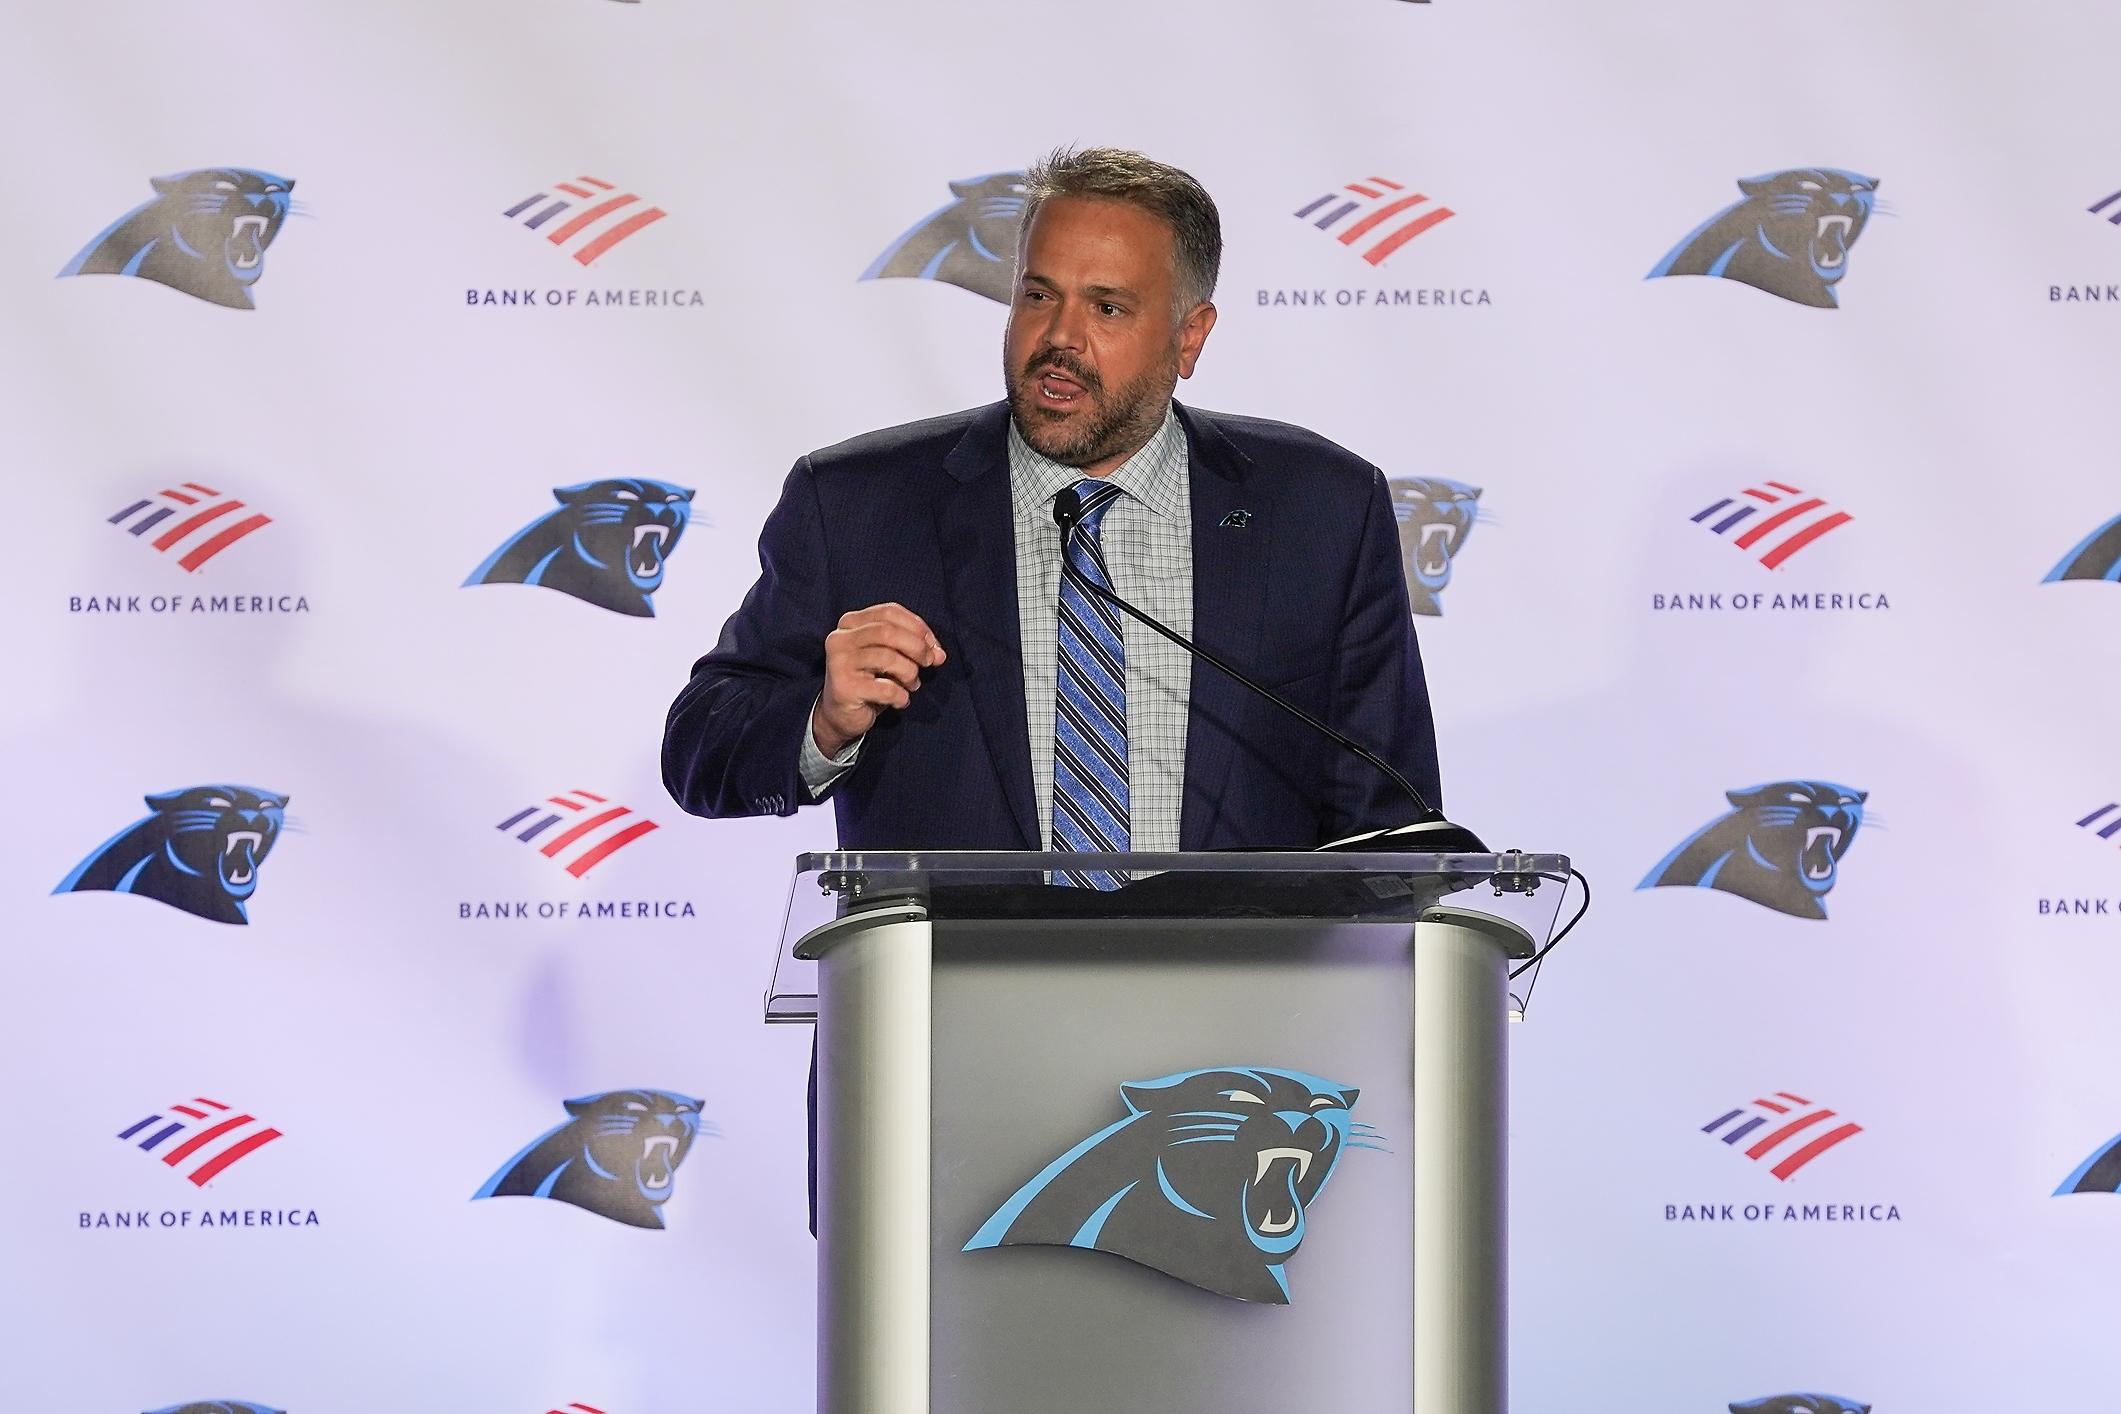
[663,146,1439,859]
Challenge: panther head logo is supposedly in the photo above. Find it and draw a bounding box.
[146,1402,284,1414]
[2045,513,2121,584]
[1639,780,1867,920]
[474,1089,710,1229]
[1389,475,1484,616]
[1731,1397,1870,1414]
[465,478,696,617]
[1649,168,1881,308]
[2055,1130,2121,1195]
[964,1066,1377,1303]
[861,171,1028,305]
[61,168,299,310]
[55,786,289,925]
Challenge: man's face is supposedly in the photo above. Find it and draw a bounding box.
[1003,195,1216,475]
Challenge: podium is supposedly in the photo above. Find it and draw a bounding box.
[769,849,1571,1414]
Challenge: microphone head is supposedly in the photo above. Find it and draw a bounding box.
[1053,486,1083,534]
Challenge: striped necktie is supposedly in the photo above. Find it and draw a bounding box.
[1052,478,1130,889]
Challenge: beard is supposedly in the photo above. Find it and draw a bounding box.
[1005,347,1175,469]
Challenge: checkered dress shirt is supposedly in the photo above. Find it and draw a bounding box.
[1008,408,1192,852]
[799,408,1193,853]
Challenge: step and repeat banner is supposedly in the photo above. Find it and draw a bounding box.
[3,0,2118,1408]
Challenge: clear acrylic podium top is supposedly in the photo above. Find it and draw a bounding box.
[767,849,1572,1022]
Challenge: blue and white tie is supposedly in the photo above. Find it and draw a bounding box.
[1052,479,1130,889]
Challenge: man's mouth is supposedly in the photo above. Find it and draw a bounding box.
[1803,826,1842,880]
[640,1134,678,1192]
[223,830,263,886]
[631,522,669,578]
[1035,370,1088,409]
[228,215,267,271]
[1813,214,1852,270]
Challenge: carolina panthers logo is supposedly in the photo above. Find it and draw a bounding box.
[465,478,695,617]
[964,1066,1377,1304]
[2044,513,2121,584]
[1639,780,1867,920]
[474,1089,710,1229]
[1389,475,1484,616]
[146,1403,283,1414]
[1732,1397,1870,1414]
[2055,1131,2121,1194]
[861,171,1027,304]
[1649,169,1881,308]
[61,168,299,310]
[55,785,288,925]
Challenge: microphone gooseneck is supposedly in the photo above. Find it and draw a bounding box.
[1052,486,1488,853]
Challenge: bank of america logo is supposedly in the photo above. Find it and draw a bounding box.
[497,789,658,878]
[547,1405,609,1414]
[2091,189,2121,225]
[2077,804,2121,847]
[1293,177,1455,267]
[118,1097,282,1186]
[1690,482,1852,569]
[107,483,271,572]
[503,176,666,266]
[1702,1092,1862,1180]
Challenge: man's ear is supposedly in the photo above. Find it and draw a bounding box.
[1176,301,1217,380]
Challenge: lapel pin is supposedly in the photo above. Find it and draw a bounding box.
[1219,509,1253,529]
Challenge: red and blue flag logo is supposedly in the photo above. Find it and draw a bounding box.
[504,176,666,266]
[118,1097,282,1187]
[1293,177,1455,267]
[1702,1092,1862,1181]
[497,789,658,878]
[1689,482,1852,569]
[107,482,271,572]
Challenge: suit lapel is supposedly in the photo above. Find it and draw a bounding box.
[1176,403,1271,850]
[937,404,1040,848]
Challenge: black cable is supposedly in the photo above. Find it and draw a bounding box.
[1509,866,1589,992]
[1053,489,1439,821]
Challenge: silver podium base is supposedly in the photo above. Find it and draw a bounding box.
[811,905,1521,1414]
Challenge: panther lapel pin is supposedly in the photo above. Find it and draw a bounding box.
[1219,509,1253,529]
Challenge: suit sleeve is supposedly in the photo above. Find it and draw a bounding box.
[662,458,837,819]
[1323,466,1443,837]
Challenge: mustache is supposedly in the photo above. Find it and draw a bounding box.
[1022,351,1102,395]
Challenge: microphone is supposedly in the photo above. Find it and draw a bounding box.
[1053,486,1488,853]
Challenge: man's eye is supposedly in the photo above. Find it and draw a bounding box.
[1099,304,1122,317]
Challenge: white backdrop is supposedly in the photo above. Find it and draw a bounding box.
[4,0,2120,1408]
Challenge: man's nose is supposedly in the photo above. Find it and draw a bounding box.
[1039,300,1086,352]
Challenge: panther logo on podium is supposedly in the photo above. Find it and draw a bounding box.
[964,1066,1377,1303]
[1649,168,1881,308]
[474,1089,709,1229]
[1388,475,1484,616]
[862,172,1027,304]
[465,478,696,617]
[1731,1397,1870,1414]
[54,786,290,925]
[2044,512,2121,584]
[146,1402,284,1414]
[61,168,300,309]
[1639,781,1867,920]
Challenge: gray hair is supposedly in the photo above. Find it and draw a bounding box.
[1020,146,1222,318]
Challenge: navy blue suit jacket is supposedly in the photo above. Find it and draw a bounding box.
[663,400,1441,843]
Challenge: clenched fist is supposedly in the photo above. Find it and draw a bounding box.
[811,603,946,758]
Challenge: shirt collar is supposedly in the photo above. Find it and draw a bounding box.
[1008,405,1187,527]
